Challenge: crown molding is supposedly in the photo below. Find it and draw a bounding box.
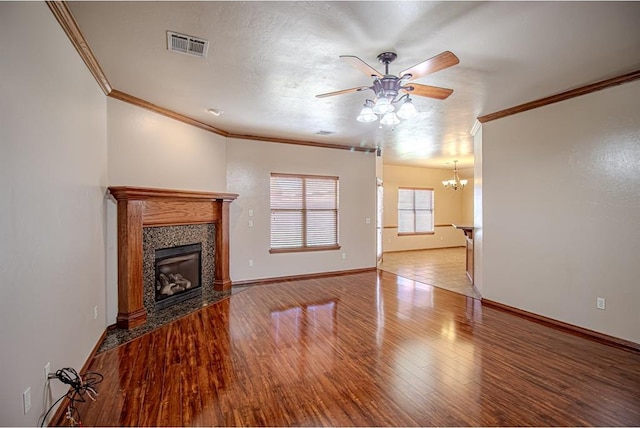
[45,2,640,154]
[108,89,375,153]
[478,69,640,123]
[227,132,374,152]
[46,2,375,154]
[46,1,111,95]
[108,90,230,136]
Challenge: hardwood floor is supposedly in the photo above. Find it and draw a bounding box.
[66,270,640,426]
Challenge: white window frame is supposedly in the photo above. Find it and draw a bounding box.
[270,173,340,253]
[397,187,434,235]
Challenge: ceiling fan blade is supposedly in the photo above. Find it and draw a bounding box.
[340,55,383,78]
[315,86,370,98]
[402,84,453,100]
[399,51,459,81]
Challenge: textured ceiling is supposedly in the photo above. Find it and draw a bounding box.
[68,1,640,169]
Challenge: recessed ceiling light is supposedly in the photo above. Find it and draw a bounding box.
[207,108,223,117]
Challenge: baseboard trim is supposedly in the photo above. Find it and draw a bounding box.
[49,328,108,426]
[383,246,465,254]
[233,267,377,287]
[482,299,640,353]
[107,322,117,331]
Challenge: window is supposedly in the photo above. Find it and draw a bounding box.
[270,173,339,252]
[397,187,434,234]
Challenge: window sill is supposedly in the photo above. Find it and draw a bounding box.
[270,245,341,254]
[397,232,435,236]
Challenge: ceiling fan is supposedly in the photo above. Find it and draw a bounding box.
[316,51,459,124]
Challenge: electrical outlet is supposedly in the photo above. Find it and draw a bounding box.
[596,297,606,310]
[248,209,254,217]
[23,387,31,414]
[248,259,254,267]
[94,305,98,320]
[44,362,51,380]
[342,253,346,260]
[365,217,371,224]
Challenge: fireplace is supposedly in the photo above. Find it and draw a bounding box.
[108,186,238,329]
[155,243,202,310]
[142,224,214,317]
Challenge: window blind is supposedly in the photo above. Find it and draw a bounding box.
[398,188,433,234]
[270,173,339,251]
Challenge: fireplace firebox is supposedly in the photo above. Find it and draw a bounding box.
[155,243,202,310]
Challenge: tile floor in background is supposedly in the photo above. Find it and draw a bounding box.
[378,246,481,299]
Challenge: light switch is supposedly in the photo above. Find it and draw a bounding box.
[248,220,254,227]
[248,209,254,217]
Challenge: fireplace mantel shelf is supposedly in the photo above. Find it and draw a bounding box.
[109,186,238,329]
[109,186,238,202]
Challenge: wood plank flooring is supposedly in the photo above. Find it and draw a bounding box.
[67,270,640,426]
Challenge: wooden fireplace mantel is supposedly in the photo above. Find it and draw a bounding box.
[109,186,238,329]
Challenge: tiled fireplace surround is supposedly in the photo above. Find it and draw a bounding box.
[143,224,213,315]
[109,187,238,330]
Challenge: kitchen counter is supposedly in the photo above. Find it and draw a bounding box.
[453,225,474,283]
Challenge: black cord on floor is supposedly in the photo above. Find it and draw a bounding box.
[39,367,103,427]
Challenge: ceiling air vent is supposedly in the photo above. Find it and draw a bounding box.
[167,31,209,58]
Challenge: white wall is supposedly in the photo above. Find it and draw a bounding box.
[482,80,640,343]
[105,98,227,322]
[459,168,474,225]
[382,165,466,252]
[0,3,108,425]
[473,127,484,294]
[107,98,227,190]
[227,139,377,281]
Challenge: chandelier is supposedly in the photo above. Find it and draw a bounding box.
[442,160,468,190]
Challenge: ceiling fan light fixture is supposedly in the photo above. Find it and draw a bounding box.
[357,109,377,123]
[397,98,418,120]
[372,96,394,115]
[357,100,378,122]
[380,112,400,126]
[315,51,459,127]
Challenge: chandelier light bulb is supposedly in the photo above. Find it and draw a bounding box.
[380,112,400,126]
[357,109,377,123]
[356,101,378,123]
[397,98,418,119]
[373,97,394,115]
